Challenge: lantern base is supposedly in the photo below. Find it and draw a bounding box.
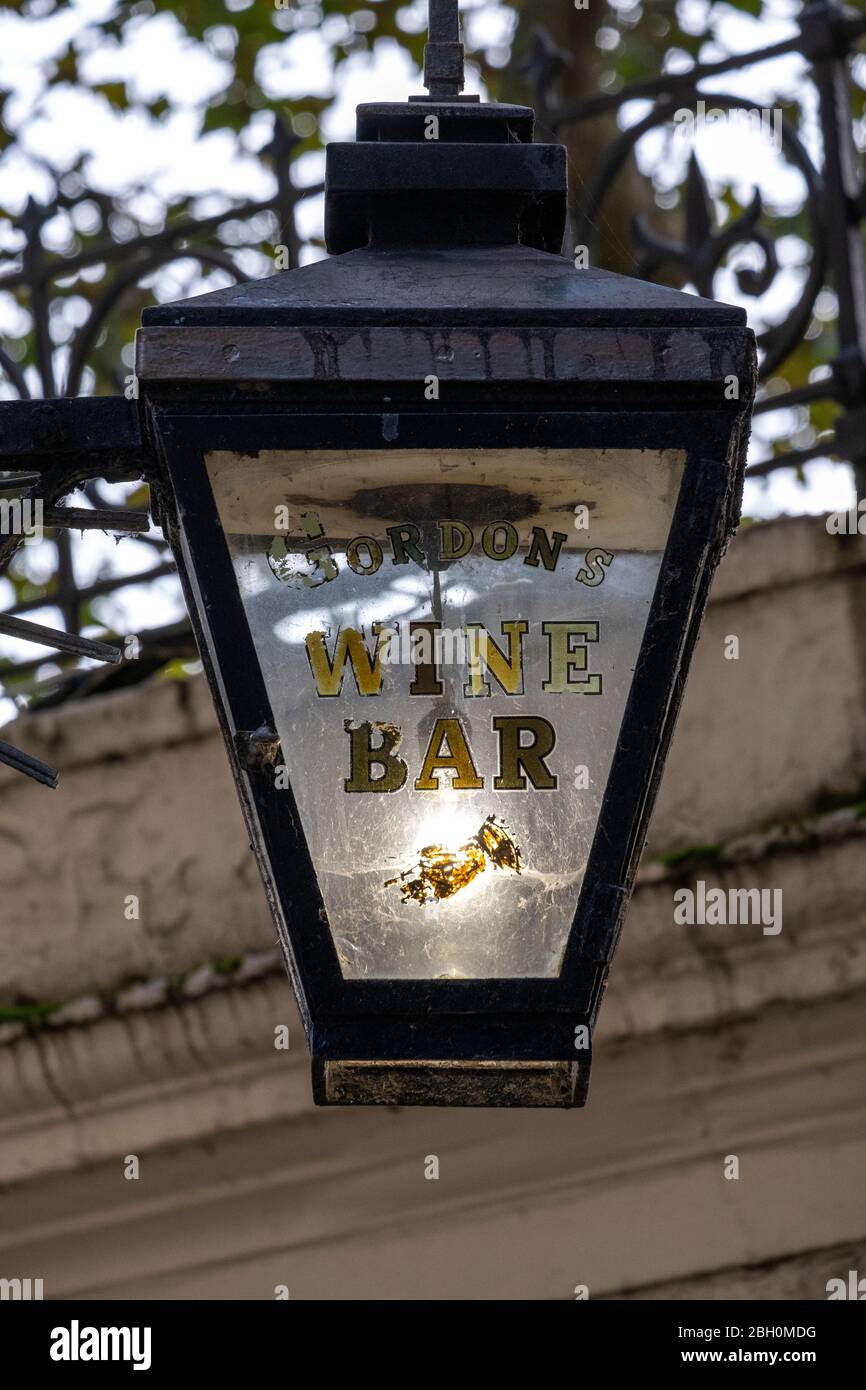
[312,1058,591,1108]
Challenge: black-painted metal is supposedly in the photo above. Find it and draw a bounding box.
[132,40,755,1103]
[147,389,750,1105]
[423,0,466,101]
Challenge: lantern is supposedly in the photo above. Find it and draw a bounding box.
[136,2,755,1106]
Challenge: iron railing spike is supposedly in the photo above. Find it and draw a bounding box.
[0,614,122,664]
[0,739,59,789]
[43,506,151,534]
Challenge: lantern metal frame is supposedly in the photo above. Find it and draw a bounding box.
[142,360,751,1104]
[134,0,756,1099]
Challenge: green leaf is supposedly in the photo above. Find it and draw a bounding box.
[93,82,130,111]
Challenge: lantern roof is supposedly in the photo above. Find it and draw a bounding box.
[141,243,745,330]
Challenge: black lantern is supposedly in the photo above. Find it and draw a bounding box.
[134,2,756,1107]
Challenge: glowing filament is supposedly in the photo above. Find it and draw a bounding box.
[385,815,522,905]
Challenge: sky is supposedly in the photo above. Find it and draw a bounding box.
[0,0,860,722]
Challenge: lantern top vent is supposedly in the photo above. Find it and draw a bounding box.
[321,0,565,256]
[422,0,466,101]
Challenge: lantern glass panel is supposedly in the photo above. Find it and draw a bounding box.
[205,446,684,980]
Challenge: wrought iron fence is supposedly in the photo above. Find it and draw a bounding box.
[1,0,865,715]
[0,115,316,708]
[525,0,866,502]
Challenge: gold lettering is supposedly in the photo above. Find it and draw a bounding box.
[464,621,527,698]
[493,716,557,790]
[481,521,519,561]
[542,621,601,694]
[438,519,473,560]
[306,628,385,697]
[344,721,407,793]
[524,526,567,573]
[409,621,443,696]
[346,536,383,574]
[415,718,484,791]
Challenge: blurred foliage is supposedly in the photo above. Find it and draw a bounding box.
[0,0,862,410]
[0,0,864,695]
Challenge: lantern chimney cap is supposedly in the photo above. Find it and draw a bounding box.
[318,1,567,254]
[423,0,466,101]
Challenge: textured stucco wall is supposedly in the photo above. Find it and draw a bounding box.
[0,514,865,1299]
